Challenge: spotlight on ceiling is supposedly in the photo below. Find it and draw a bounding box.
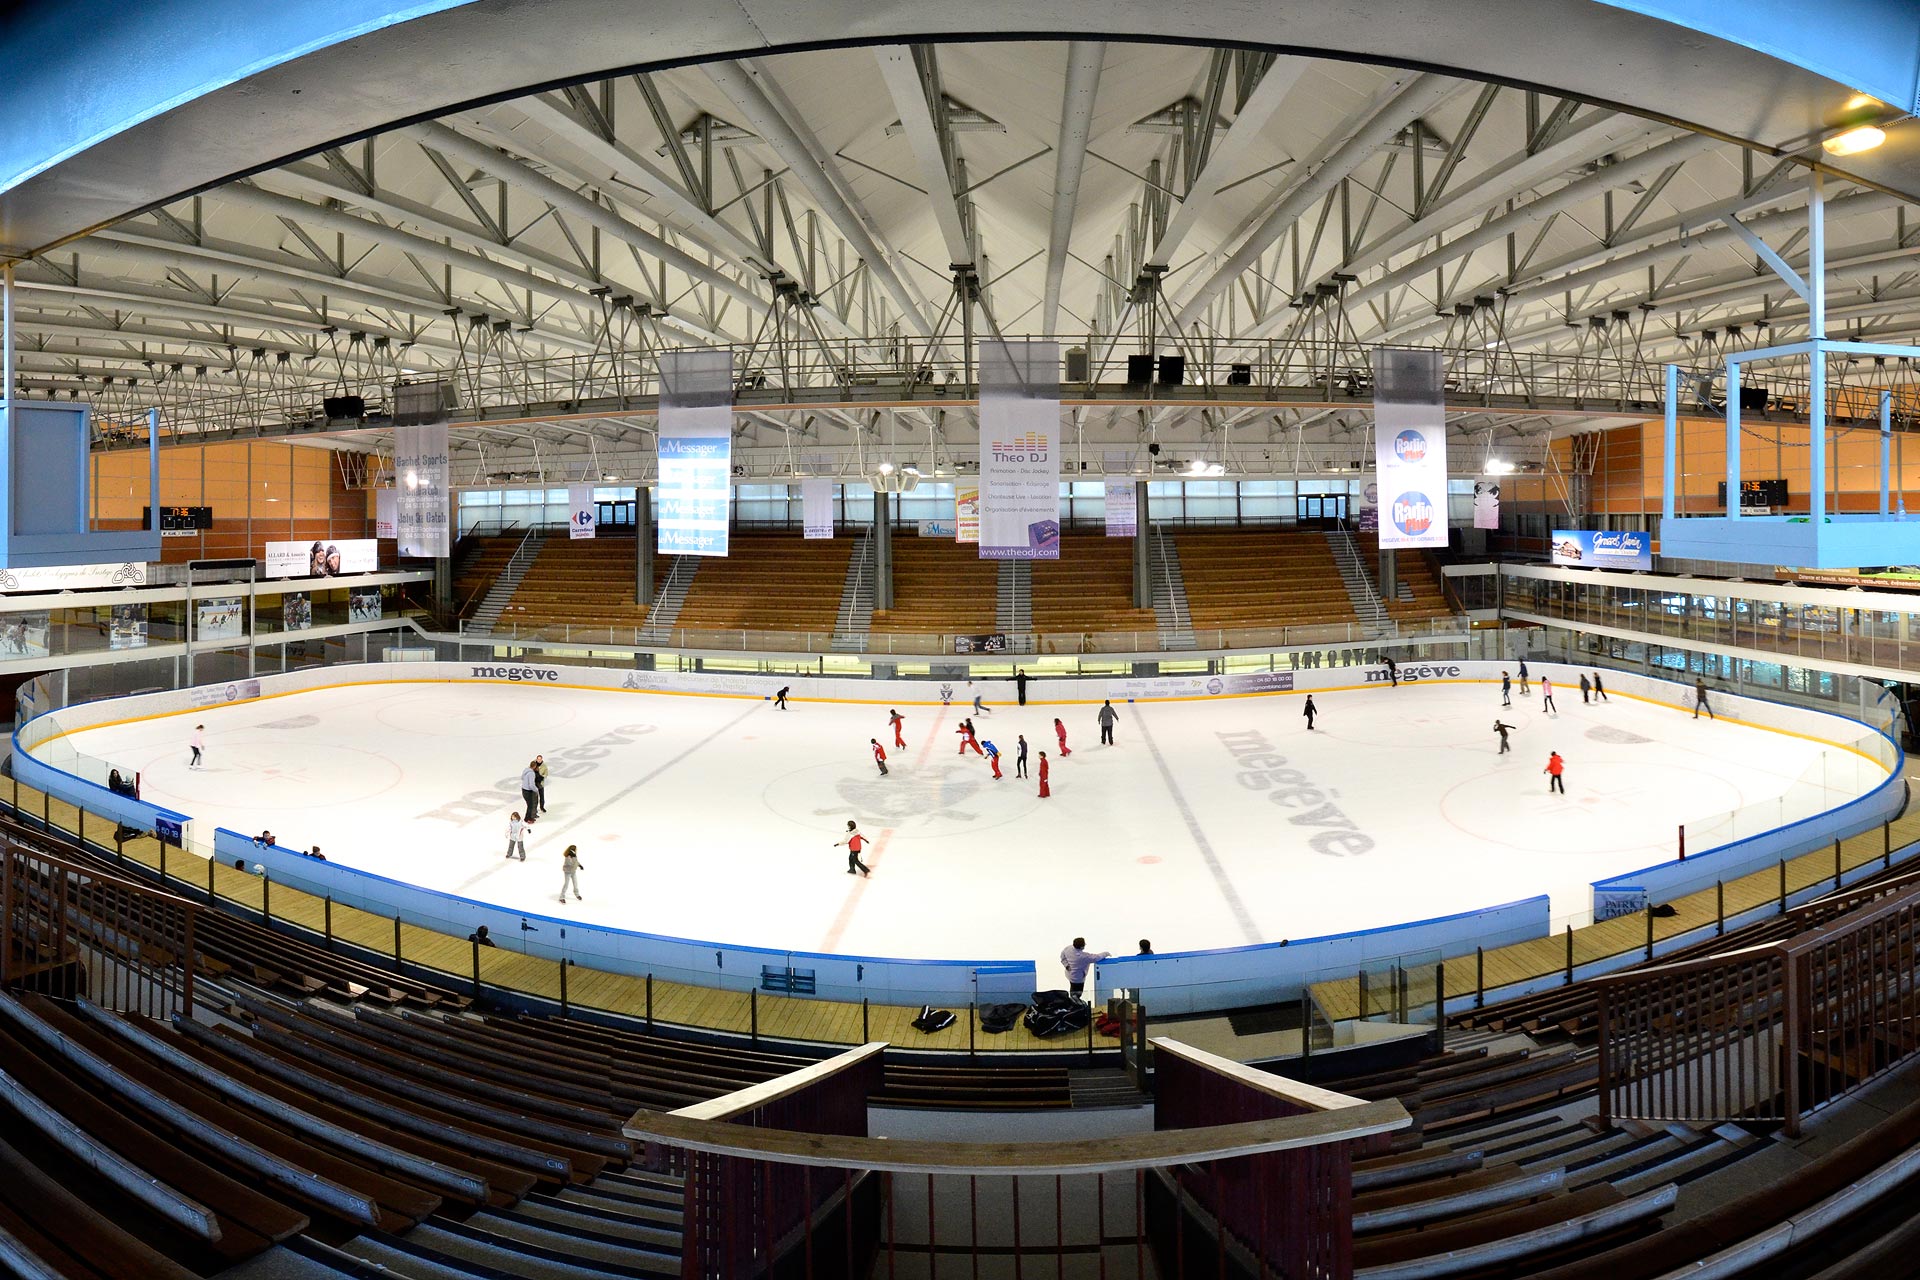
[876,462,895,475]
[1823,125,1887,156]
[1484,459,1516,475]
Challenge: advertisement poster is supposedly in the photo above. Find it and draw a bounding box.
[349,589,383,622]
[1473,478,1501,531]
[0,612,49,658]
[282,592,313,632]
[1550,529,1653,570]
[0,562,147,593]
[264,539,379,579]
[1371,348,1448,550]
[109,604,148,650]
[374,488,397,540]
[1104,477,1137,537]
[568,483,597,540]
[917,519,957,537]
[955,485,980,544]
[394,420,451,558]
[802,477,834,539]
[1357,480,1379,532]
[976,340,1060,560]
[657,349,734,557]
[197,596,244,642]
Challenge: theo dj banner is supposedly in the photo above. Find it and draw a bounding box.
[801,477,834,539]
[1371,348,1448,550]
[1103,477,1137,537]
[264,539,379,578]
[1551,529,1652,570]
[567,484,597,540]
[657,349,734,557]
[977,340,1060,560]
[393,421,450,558]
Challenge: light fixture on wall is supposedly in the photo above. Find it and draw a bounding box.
[1823,125,1887,156]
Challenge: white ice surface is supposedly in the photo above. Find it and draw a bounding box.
[61,680,1879,976]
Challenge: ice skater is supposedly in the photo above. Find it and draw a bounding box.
[889,708,906,749]
[1383,654,1400,687]
[836,820,871,877]
[1544,750,1565,794]
[1518,658,1531,696]
[1303,695,1318,730]
[1053,717,1072,757]
[1500,671,1512,707]
[1540,676,1557,714]
[1016,734,1030,779]
[983,739,1002,778]
[1493,720,1514,754]
[869,738,889,776]
[1097,699,1118,745]
[1013,668,1031,706]
[972,691,992,716]
[558,845,584,902]
[1592,671,1609,702]
[1578,673,1591,704]
[533,754,550,815]
[188,724,205,769]
[520,761,541,827]
[1038,750,1051,798]
[957,719,984,756]
[775,686,790,711]
[1694,677,1715,720]
[504,811,528,861]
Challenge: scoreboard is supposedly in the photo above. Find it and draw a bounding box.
[142,505,214,537]
[1715,479,1789,511]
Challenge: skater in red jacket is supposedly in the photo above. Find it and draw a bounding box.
[889,708,906,749]
[869,738,889,776]
[1053,717,1071,756]
[956,719,984,756]
[1038,751,1051,797]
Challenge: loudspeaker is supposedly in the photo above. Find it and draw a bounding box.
[1227,364,1252,386]
[1157,356,1185,387]
[1064,346,1090,382]
[323,395,366,419]
[1126,354,1154,387]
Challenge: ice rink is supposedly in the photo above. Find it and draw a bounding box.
[60,678,1884,974]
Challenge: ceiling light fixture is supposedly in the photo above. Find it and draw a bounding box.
[876,462,895,475]
[1484,459,1516,475]
[1823,125,1887,156]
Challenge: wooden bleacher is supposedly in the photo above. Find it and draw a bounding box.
[671,533,851,636]
[869,536,999,635]
[1354,531,1456,625]
[1030,536,1158,640]
[494,535,650,633]
[452,534,519,618]
[1176,527,1359,632]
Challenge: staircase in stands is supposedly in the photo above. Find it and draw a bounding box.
[996,561,1031,637]
[642,555,698,639]
[831,529,877,652]
[1148,528,1197,649]
[1324,526,1393,635]
[465,530,545,633]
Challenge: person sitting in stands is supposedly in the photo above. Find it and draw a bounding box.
[468,925,496,947]
[254,830,276,846]
[305,846,326,861]
[233,858,264,876]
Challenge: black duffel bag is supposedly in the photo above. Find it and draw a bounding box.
[1023,1001,1092,1038]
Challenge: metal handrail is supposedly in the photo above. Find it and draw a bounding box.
[837,527,872,636]
[1153,525,1189,639]
[642,556,688,637]
[1328,523,1394,636]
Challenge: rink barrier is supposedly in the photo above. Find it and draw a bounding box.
[15,659,1900,1018]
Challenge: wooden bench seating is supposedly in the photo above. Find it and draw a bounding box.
[871,537,999,634]
[1176,528,1361,630]
[1030,537,1158,635]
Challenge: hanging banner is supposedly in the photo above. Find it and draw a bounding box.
[374,488,397,540]
[1551,529,1652,570]
[568,483,598,539]
[1371,348,1448,550]
[977,340,1060,560]
[264,539,379,578]
[394,421,451,558]
[657,349,733,557]
[802,478,834,539]
[1473,478,1501,530]
[1103,478,1137,537]
[955,484,980,544]
[1356,480,1379,532]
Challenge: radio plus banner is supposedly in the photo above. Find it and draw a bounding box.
[1371,348,1448,550]
[1104,478,1137,537]
[802,478,834,539]
[657,349,734,557]
[264,539,379,578]
[394,421,451,558]
[977,340,1060,560]
[1551,529,1652,570]
[568,484,597,540]
[955,484,980,543]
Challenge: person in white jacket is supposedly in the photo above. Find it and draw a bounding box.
[505,812,527,861]
[1059,937,1111,999]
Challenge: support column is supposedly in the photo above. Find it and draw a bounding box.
[874,490,894,611]
[1379,548,1398,598]
[1809,171,1828,525]
[433,555,452,621]
[1132,480,1151,608]
[635,485,654,606]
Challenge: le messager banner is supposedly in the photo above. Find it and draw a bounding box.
[1371,348,1448,550]
[977,340,1060,560]
[657,349,733,557]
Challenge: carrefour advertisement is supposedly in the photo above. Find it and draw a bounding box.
[1551,529,1652,570]
[1371,348,1447,550]
[567,484,597,540]
[977,340,1060,560]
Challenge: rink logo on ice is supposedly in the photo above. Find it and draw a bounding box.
[1364,664,1460,684]
[417,721,658,826]
[1215,730,1374,858]
[469,665,561,683]
[1391,430,1428,463]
